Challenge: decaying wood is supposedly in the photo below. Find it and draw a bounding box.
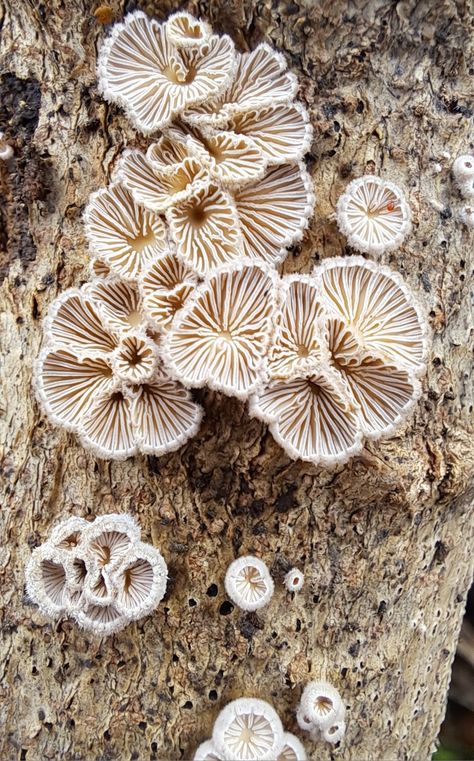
[0,1,473,759]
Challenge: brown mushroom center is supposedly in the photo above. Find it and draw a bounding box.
[315,696,333,715]
[163,63,196,85]
[127,310,142,328]
[297,344,310,358]
[188,206,208,227]
[128,228,157,253]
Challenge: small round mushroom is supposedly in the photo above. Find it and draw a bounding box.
[284,568,304,593]
[336,175,412,254]
[299,681,345,731]
[321,719,346,745]
[452,154,474,198]
[459,204,474,227]
[212,698,284,761]
[193,739,224,761]
[224,555,274,612]
[165,11,212,49]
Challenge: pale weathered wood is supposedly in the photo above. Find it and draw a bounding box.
[0,1,473,759]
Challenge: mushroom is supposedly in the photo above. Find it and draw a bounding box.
[25,513,168,636]
[117,149,209,214]
[166,181,244,275]
[212,698,284,761]
[98,11,236,134]
[277,732,307,761]
[0,132,13,161]
[284,568,304,593]
[165,11,212,49]
[139,252,198,331]
[35,285,203,460]
[452,154,474,198]
[233,163,315,266]
[459,203,474,227]
[220,102,313,167]
[85,182,168,280]
[299,681,345,731]
[321,720,346,745]
[316,256,429,375]
[265,276,328,380]
[162,262,278,399]
[90,257,112,279]
[183,43,298,128]
[249,371,364,466]
[186,128,267,189]
[326,317,421,439]
[224,555,274,612]
[336,175,412,254]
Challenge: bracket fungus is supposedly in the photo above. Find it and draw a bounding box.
[35,283,202,459]
[336,175,412,254]
[249,257,429,465]
[224,556,274,612]
[25,514,168,635]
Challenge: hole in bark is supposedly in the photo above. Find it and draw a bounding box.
[219,601,233,615]
[209,690,218,700]
[206,583,218,597]
[183,700,193,709]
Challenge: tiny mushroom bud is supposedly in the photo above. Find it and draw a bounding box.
[299,681,345,731]
[213,698,284,761]
[284,568,304,593]
[224,555,274,612]
[459,204,474,228]
[336,175,411,254]
[452,154,474,198]
[321,719,346,745]
[295,706,315,734]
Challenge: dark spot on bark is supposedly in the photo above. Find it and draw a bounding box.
[38,709,45,721]
[432,540,449,565]
[421,272,431,292]
[377,600,387,617]
[348,642,360,657]
[219,600,234,616]
[274,486,297,513]
[208,690,218,700]
[206,584,218,597]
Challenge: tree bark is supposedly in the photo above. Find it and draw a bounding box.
[0,1,473,760]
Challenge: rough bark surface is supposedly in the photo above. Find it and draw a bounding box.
[0,1,473,760]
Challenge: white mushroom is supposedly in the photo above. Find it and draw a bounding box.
[299,681,345,731]
[277,732,307,761]
[452,154,474,198]
[25,546,69,618]
[162,263,278,399]
[98,11,236,134]
[336,175,411,254]
[139,252,198,331]
[284,568,304,593]
[224,556,274,612]
[194,740,224,761]
[321,719,346,745]
[84,182,168,280]
[213,698,284,761]
[165,11,212,49]
[114,542,168,619]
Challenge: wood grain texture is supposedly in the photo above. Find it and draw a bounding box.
[0,1,473,759]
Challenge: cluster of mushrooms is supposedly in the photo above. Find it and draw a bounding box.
[34,9,430,466]
[26,514,167,634]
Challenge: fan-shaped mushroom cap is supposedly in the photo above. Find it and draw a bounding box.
[165,11,212,49]
[117,149,209,213]
[277,732,307,761]
[300,681,345,730]
[336,175,411,254]
[43,288,117,357]
[167,181,243,275]
[82,513,140,569]
[163,262,278,398]
[86,279,142,336]
[90,257,112,280]
[233,163,314,266]
[114,541,168,618]
[98,11,236,134]
[316,256,429,376]
[131,371,203,456]
[82,566,116,607]
[79,387,137,460]
[147,134,190,174]
[74,602,126,636]
[224,555,274,612]
[49,516,88,551]
[266,276,328,380]
[249,369,363,466]
[186,129,267,188]
[213,698,284,761]
[140,252,198,331]
[35,348,116,431]
[222,102,313,166]
[25,545,69,618]
[194,740,224,761]
[84,182,168,280]
[183,43,297,127]
[327,317,420,439]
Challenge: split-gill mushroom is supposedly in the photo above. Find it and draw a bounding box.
[212,698,284,761]
[224,556,274,612]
